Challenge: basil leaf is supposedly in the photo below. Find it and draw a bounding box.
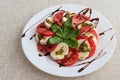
[64,38,78,48]
[51,24,61,32]
[65,30,80,39]
[63,18,72,33]
[51,24,64,37]
[48,36,63,44]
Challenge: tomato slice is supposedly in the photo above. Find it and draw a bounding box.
[80,26,98,39]
[77,36,96,58]
[42,30,55,36]
[37,22,45,28]
[72,14,89,29]
[37,23,54,36]
[72,14,82,29]
[37,44,45,54]
[37,27,47,35]
[81,14,89,20]
[53,11,64,26]
[46,44,57,52]
[56,48,78,66]
[37,44,57,55]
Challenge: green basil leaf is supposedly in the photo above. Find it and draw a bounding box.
[51,24,64,37]
[51,24,61,32]
[63,18,72,33]
[64,38,78,48]
[65,30,80,39]
[48,36,63,44]
[51,24,63,33]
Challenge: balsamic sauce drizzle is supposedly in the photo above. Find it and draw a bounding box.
[77,34,115,73]
[51,6,65,16]
[78,8,92,18]
[90,18,99,28]
[99,28,113,36]
[30,34,35,40]
[21,6,63,38]
[38,54,42,57]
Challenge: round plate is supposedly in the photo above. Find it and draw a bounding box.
[21,4,116,77]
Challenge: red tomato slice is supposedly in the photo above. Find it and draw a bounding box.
[37,27,47,35]
[42,30,55,36]
[46,44,57,52]
[80,26,98,39]
[37,22,45,28]
[56,48,78,66]
[37,44,57,55]
[72,14,89,29]
[37,23,54,36]
[53,11,64,26]
[81,14,89,20]
[77,36,96,58]
[37,44,46,54]
[72,14,82,29]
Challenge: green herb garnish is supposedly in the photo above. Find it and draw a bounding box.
[48,18,79,48]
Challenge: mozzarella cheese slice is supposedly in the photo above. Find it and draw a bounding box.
[45,17,53,28]
[35,33,41,42]
[40,36,51,45]
[62,17,68,22]
[50,42,69,60]
[84,33,97,44]
[77,21,94,29]
[77,23,82,29]
[83,21,94,27]
[62,11,75,23]
[77,39,91,60]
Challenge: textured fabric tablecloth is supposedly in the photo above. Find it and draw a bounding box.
[0,0,120,80]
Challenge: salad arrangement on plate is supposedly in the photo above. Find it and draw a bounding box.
[21,4,116,77]
[35,9,98,66]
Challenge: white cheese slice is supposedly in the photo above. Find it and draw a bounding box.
[45,17,53,28]
[50,42,69,60]
[40,36,51,45]
[77,39,91,60]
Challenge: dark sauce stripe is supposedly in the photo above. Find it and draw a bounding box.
[78,8,92,18]
[90,18,99,28]
[99,28,113,36]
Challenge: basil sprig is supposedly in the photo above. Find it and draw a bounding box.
[48,18,79,48]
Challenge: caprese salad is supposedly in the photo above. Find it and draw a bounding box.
[35,10,98,66]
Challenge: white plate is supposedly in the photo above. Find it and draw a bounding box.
[21,4,116,77]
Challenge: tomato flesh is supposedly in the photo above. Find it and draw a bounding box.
[80,26,98,39]
[80,14,89,20]
[72,14,90,29]
[53,11,64,26]
[42,30,55,36]
[77,36,96,58]
[56,48,78,66]
[37,23,54,36]
[37,44,57,55]
[72,14,82,29]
